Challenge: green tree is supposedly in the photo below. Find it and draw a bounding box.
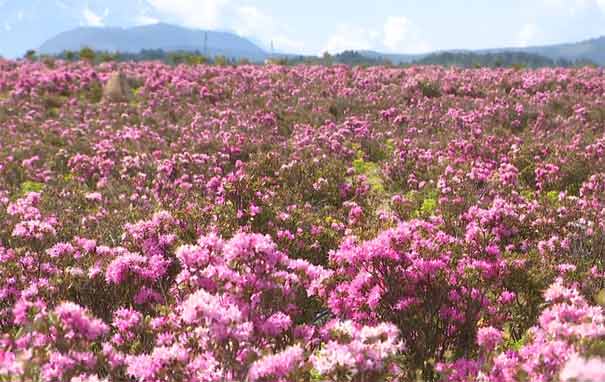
[64,50,76,61]
[169,52,186,65]
[214,55,229,66]
[79,47,96,63]
[185,54,208,65]
[99,52,116,62]
[322,51,333,65]
[24,50,37,61]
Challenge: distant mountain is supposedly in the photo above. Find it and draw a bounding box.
[358,35,605,66]
[0,0,161,58]
[357,50,426,64]
[39,23,268,61]
[35,22,605,66]
[482,36,605,66]
[412,51,584,68]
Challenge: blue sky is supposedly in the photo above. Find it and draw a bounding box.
[1,0,605,57]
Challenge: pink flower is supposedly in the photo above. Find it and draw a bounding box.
[249,203,262,217]
[54,302,109,341]
[560,354,605,382]
[248,345,304,381]
[85,192,103,202]
[476,326,503,351]
[0,350,23,375]
[260,312,292,336]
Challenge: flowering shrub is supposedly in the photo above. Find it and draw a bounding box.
[438,278,605,382]
[310,320,402,381]
[2,60,605,380]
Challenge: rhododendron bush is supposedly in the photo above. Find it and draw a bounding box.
[2,59,605,381]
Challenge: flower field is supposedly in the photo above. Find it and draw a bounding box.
[1,60,605,381]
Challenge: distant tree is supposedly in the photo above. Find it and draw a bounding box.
[99,52,117,62]
[24,50,37,61]
[169,52,185,65]
[42,56,56,68]
[214,55,229,66]
[512,63,526,70]
[113,52,126,62]
[185,54,208,65]
[64,50,76,61]
[46,47,277,66]
[137,49,168,62]
[413,51,560,69]
[272,57,289,65]
[322,52,333,65]
[79,47,96,63]
[328,50,392,66]
[238,58,251,65]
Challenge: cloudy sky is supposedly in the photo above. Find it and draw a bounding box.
[1,0,605,57]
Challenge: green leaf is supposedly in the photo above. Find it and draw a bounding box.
[546,190,559,204]
[353,158,366,173]
[520,190,534,201]
[20,180,44,195]
[420,195,437,216]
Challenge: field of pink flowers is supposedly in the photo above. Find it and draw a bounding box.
[1,59,605,381]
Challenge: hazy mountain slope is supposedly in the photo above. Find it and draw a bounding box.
[39,23,268,60]
[357,50,427,64]
[2,0,604,66]
[520,36,605,65]
[475,36,605,65]
[360,36,605,66]
[0,0,159,58]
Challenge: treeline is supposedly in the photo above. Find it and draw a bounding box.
[412,51,595,68]
[24,47,244,66]
[21,47,598,68]
[280,51,392,66]
[271,50,597,68]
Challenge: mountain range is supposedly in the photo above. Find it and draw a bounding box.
[483,36,605,65]
[0,0,162,59]
[1,0,604,67]
[39,23,267,61]
[357,35,605,66]
[35,23,605,66]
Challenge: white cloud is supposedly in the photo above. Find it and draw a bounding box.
[543,0,582,8]
[322,24,377,54]
[516,23,540,46]
[234,6,272,36]
[4,22,11,31]
[147,0,229,29]
[272,35,305,53]
[233,6,304,52]
[143,1,304,53]
[135,13,159,25]
[83,6,104,27]
[543,0,605,13]
[322,16,430,54]
[383,16,430,53]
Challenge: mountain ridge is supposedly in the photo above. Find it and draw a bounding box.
[36,22,605,65]
[39,23,268,61]
[356,35,605,65]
